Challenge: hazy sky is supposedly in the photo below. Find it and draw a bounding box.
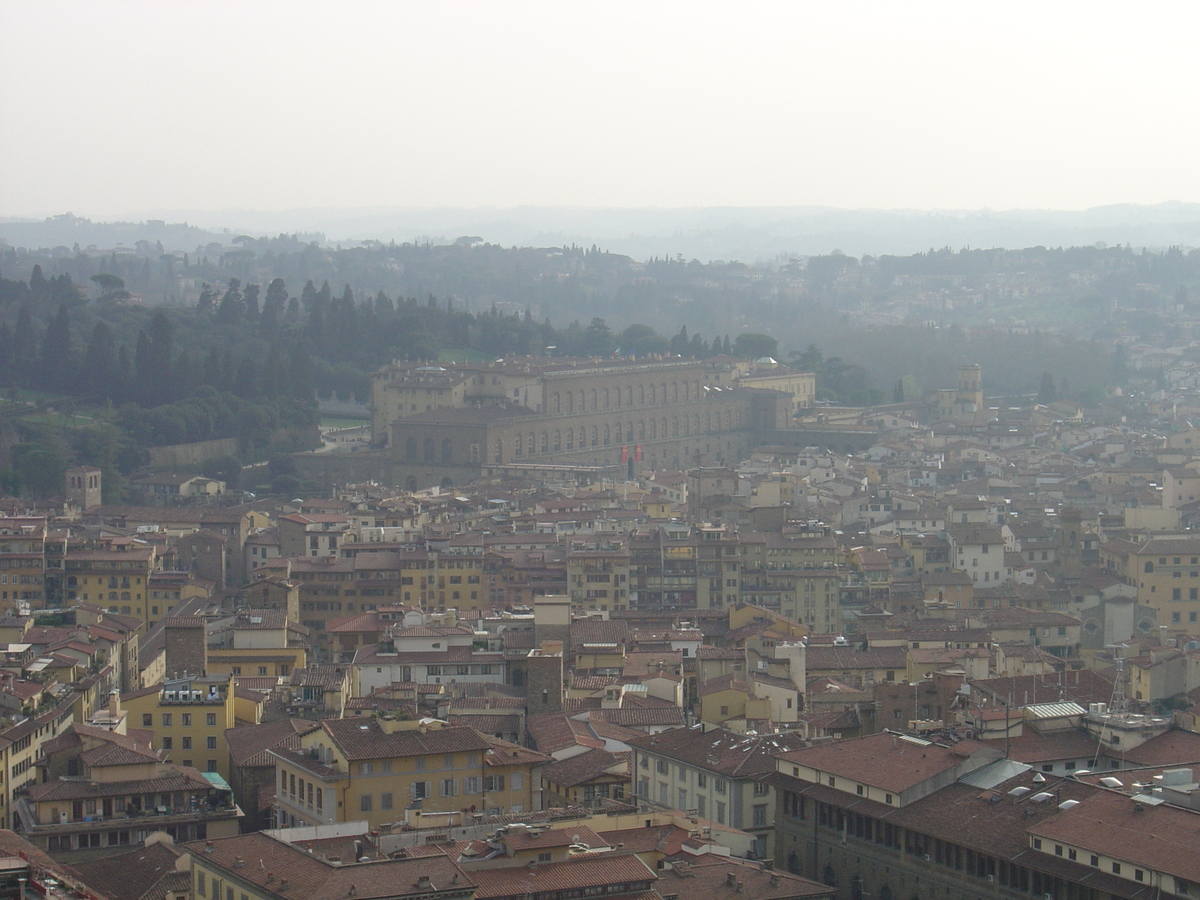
[3,0,1199,219]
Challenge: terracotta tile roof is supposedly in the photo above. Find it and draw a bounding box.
[661,856,835,899]
[970,670,1114,708]
[0,830,95,897]
[183,833,473,899]
[775,732,1000,794]
[27,768,213,802]
[1029,786,1200,882]
[697,648,744,660]
[980,730,1099,764]
[591,706,686,729]
[322,720,490,760]
[1117,728,1200,766]
[226,719,319,767]
[527,713,603,755]
[596,823,689,856]
[561,698,603,713]
[805,646,908,671]
[628,726,808,778]
[542,748,629,788]
[450,697,527,710]
[469,852,656,899]
[483,735,553,768]
[72,841,188,900]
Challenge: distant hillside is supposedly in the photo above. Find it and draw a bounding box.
[19,203,1200,262]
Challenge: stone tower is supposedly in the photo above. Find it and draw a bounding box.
[956,365,984,420]
[66,465,102,510]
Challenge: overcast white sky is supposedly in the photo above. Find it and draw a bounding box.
[3,0,1198,219]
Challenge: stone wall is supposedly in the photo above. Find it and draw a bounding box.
[149,438,240,468]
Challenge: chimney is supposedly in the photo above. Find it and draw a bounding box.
[108,690,120,718]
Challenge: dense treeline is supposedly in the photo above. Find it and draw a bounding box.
[5,237,1174,399]
[0,262,783,499]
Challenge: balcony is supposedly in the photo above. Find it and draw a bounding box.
[15,796,241,835]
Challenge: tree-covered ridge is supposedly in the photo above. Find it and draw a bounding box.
[5,236,1177,402]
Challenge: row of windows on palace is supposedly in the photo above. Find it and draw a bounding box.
[549,380,724,414]
[402,409,744,464]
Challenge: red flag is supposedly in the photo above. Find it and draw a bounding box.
[621,446,628,463]
[635,444,643,461]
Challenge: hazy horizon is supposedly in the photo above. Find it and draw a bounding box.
[4,0,1200,221]
[8,202,1200,262]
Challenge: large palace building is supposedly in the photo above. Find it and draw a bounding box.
[297,356,816,491]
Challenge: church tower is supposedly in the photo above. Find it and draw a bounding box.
[66,465,102,510]
[956,364,983,420]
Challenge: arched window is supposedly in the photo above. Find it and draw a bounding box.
[515,434,523,457]
[672,417,679,436]
[441,438,453,463]
[567,392,574,413]
[673,383,679,402]
[823,866,837,888]
[615,388,621,408]
[553,393,561,414]
[626,386,633,406]
[627,422,634,442]
[423,438,435,462]
[493,441,503,463]
[120,591,130,603]
[405,476,418,491]
[541,432,549,453]
[1145,561,1154,573]
[639,385,645,405]
[603,389,610,409]
[649,385,656,404]
[591,389,597,410]
[554,430,561,451]
[529,433,535,457]
[851,875,864,900]
[470,443,480,463]
[787,852,801,875]
[604,424,611,445]
[579,390,585,411]
[566,428,574,450]
[649,420,656,439]
[405,438,417,461]
[638,420,645,440]
[591,426,598,447]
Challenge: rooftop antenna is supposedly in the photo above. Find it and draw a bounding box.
[1092,643,1129,766]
